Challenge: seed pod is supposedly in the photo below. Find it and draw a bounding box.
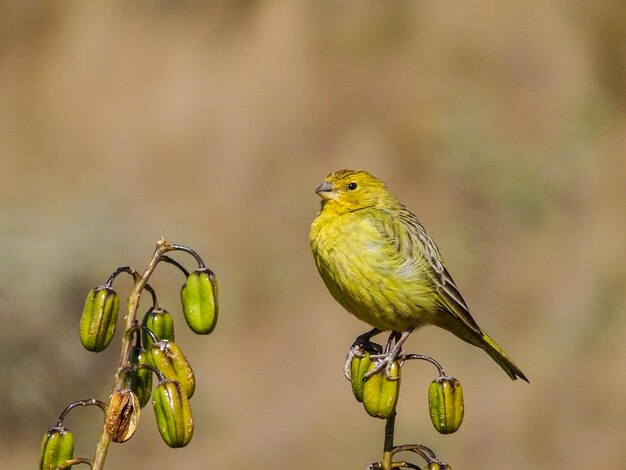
[428,376,464,434]
[350,348,373,403]
[142,307,175,350]
[123,346,153,408]
[152,380,194,448]
[362,361,400,419]
[39,425,74,470]
[79,286,119,352]
[150,340,195,398]
[181,268,218,334]
[105,389,140,443]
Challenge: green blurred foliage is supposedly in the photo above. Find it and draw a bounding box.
[0,1,624,468]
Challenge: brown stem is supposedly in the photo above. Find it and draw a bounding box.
[91,238,176,470]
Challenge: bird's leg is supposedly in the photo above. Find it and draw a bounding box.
[384,331,401,354]
[344,328,382,380]
[366,327,416,380]
[353,328,382,348]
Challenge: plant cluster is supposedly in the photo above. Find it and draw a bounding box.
[346,330,464,470]
[39,239,218,470]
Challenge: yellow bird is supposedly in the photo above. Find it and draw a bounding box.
[310,169,528,382]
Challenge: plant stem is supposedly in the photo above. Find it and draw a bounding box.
[91,238,174,470]
[57,399,107,425]
[57,457,93,468]
[381,412,396,470]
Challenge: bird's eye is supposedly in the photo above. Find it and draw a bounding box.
[347,182,358,191]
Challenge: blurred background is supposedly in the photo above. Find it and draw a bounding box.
[1,1,624,468]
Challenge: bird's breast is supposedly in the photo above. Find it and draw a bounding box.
[310,211,432,331]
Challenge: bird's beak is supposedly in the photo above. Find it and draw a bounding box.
[315,181,337,200]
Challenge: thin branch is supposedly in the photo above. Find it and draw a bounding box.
[170,243,205,268]
[56,457,93,469]
[160,255,190,277]
[57,399,107,425]
[399,353,445,376]
[105,266,139,287]
[119,362,165,383]
[381,412,397,470]
[91,238,181,470]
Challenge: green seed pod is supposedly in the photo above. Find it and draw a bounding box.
[150,340,195,398]
[123,346,153,408]
[105,389,141,443]
[39,425,74,470]
[79,286,120,352]
[181,268,218,334]
[142,307,175,350]
[362,361,400,419]
[152,380,194,448]
[350,348,373,403]
[428,376,464,434]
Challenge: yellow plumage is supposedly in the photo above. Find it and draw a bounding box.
[310,169,528,381]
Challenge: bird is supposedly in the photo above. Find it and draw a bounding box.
[309,169,528,382]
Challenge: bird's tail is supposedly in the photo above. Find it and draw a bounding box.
[481,332,529,382]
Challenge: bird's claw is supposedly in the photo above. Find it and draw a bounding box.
[344,336,383,381]
[362,327,414,380]
[364,352,401,381]
[343,344,365,381]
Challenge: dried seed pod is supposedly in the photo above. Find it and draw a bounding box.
[105,389,140,443]
[362,361,400,419]
[123,346,153,408]
[150,340,195,398]
[152,380,194,448]
[428,376,464,434]
[79,286,119,352]
[39,425,74,470]
[350,347,373,403]
[142,307,175,349]
[181,268,218,334]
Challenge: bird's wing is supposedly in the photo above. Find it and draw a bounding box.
[393,208,482,334]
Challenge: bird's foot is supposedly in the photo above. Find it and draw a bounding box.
[364,327,415,381]
[343,329,382,381]
[365,350,401,381]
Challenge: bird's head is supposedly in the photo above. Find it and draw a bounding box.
[315,170,397,214]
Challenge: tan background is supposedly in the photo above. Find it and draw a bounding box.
[1,1,625,469]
